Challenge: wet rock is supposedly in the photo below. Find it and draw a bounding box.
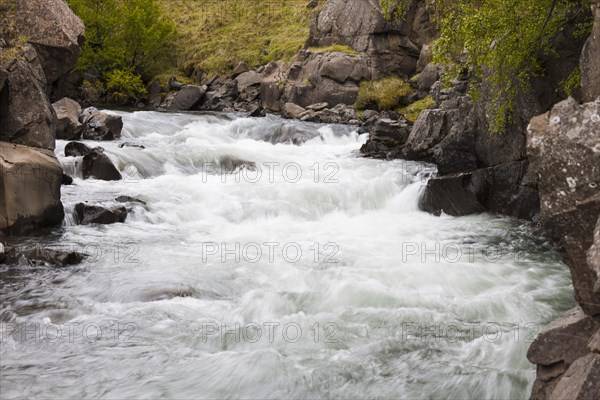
[52,97,82,140]
[81,148,122,181]
[61,174,73,185]
[119,142,145,150]
[283,102,307,119]
[263,124,320,145]
[25,247,86,267]
[217,155,257,173]
[168,85,206,111]
[0,142,64,235]
[115,196,147,206]
[64,141,92,157]
[419,161,540,220]
[141,286,194,302]
[80,108,123,141]
[74,203,127,225]
[361,118,411,158]
[528,307,599,367]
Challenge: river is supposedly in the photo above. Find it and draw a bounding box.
[0,111,574,399]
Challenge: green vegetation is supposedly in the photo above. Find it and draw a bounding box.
[398,96,435,123]
[106,68,148,101]
[355,77,415,111]
[159,0,315,76]
[307,45,359,55]
[67,0,176,95]
[432,0,592,132]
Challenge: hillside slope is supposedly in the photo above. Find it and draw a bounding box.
[159,0,318,76]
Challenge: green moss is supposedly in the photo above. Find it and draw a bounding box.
[355,77,415,111]
[397,96,435,123]
[307,45,359,55]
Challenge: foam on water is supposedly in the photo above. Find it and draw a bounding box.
[0,111,574,399]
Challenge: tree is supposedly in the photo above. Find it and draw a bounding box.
[68,0,176,80]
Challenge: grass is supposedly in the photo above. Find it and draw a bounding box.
[355,77,415,111]
[397,96,435,123]
[307,45,358,55]
[158,0,317,76]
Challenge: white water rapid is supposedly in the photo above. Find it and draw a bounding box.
[0,111,574,399]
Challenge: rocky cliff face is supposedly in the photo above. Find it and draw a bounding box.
[0,0,85,235]
[525,1,600,397]
[260,0,435,113]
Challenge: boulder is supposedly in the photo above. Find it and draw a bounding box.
[168,76,183,91]
[52,97,82,140]
[81,148,122,181]
[80,107,123,141]
[360,118,411,158]
[15,0,85,85]
[74,203,127,225]
[0,142,64,235]
[283,102,307,119]
[307,0,435,78]
[168,85,206,111]
[61,174,73,185]
[581,0,600,102]
[550,353,600,400]
[232,61,249,77]
[25,247,86,267]
[235,71,263,92]
[527,98,600,315]
[64,141,92,157]
[0,60,56,150]
[528,307,599,367]
[419,161,540,220]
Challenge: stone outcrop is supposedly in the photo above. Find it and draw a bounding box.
[15,0,85,87]
[307,0,435,78]
[80,107,123,141]
[52,97,83,140]
[581,0,600,102]
[0,142,64,235]
[1,0,84,235]
[525,97,600,398]
[0,54,56,150]
[527,98,600,315]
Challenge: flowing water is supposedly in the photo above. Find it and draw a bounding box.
[0,111,574,399]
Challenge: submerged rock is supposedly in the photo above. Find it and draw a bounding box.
[74,203,127,225]
[81,148,122,181]
[64,141,92,157]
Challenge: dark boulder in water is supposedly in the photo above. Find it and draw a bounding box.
[81,148,122,181]
[74,203,128,225]
[65,141,92,157]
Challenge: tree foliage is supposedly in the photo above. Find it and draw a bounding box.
[379,0,591,132]
[67,0,176,81]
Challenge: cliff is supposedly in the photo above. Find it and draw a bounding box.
[0,0,85,235]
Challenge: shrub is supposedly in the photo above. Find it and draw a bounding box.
[355,77,415,111]
[106,68,147,100]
